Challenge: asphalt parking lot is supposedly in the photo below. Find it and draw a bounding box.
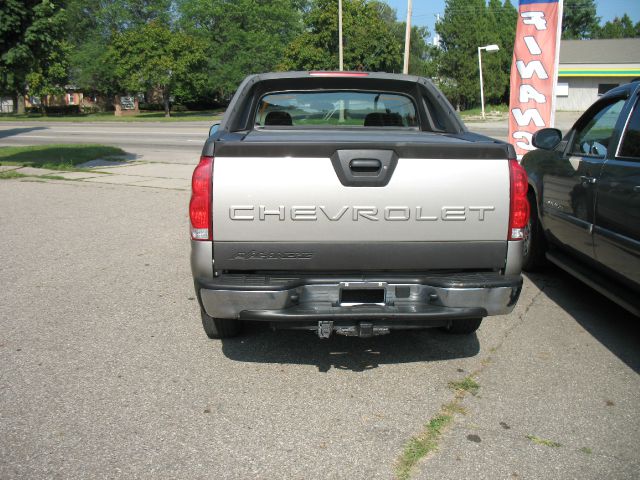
[1,177,638,479]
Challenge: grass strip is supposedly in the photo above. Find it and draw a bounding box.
[0,111,222,122]
[459,104,509,118]
[0,170,70,182]
[0,170,27,179]
[0,144,125,170]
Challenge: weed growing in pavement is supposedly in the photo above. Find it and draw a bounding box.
[396,413,454,480]
[394,377,481,479]
[442,401,466,416]
[448,376,480,396]
[526,434,562,448]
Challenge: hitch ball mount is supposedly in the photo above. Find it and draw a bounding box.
[317,321,390,339]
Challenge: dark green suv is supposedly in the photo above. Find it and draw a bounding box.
[522,81,640,316]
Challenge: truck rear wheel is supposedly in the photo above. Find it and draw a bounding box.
[441,317,482,334]
[522,191,546,271]
[200,309,241,339]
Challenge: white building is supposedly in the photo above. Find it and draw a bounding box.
[556,38,640,111]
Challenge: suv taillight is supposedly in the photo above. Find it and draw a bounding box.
[508,159,530,241]
[190,155,213,240]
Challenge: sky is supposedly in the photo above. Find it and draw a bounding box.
[383,0,640,42]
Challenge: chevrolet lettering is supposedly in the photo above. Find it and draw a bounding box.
[229,205,497,222]
[189,71,528,339]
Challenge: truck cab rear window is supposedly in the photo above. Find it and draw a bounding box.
[255,91,419,128]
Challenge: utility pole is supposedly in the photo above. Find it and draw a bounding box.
[338,0,344,71]
[403,0,413,74]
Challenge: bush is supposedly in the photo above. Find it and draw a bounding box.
[139,102,163,111]
[81,105,101,114]
[43,105,81,115]
[184,98,230,110]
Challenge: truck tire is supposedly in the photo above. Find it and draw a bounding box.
[442,317,482,334]
[200,309,241,339]
[522,191,546,271]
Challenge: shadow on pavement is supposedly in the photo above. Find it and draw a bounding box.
[0,126,47,138]
[77,153,138,168]
[526,267,640,374]
[221,326,480,372]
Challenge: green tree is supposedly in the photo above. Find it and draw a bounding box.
[65,0,172,104]
[281,0,403,73]
[0,0,68,113]
[562,0,600,39]
[482,0,517,104]
[25,41,72,109]
[497,0,518,102]
[178,0,304,101]
[435,0,491,109]
[434,0,517,109]
[107,22,208,116]
[594,14,638,39]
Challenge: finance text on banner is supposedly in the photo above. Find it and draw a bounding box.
[508,0,564,159]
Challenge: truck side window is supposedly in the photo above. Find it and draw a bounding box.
[570,99,625,158]
[618,99,640,159]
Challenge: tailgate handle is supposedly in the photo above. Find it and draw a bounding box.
[332,149,397,187]
[349,159,381,172]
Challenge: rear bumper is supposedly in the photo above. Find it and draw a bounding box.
[195,273,522,323]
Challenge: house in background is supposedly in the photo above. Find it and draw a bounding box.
[0,97,14,113]
[25,86,84,110]
[556,38,640,111]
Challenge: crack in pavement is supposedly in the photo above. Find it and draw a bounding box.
[397,281,548,480]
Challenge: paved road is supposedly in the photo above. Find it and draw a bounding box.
[0,111,582,166]
[1,176,638,479]
[0,122,211,164]
[466,111,580,142]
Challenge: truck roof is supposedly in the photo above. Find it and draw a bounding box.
[242,71,425,83]
[218,71,463,135]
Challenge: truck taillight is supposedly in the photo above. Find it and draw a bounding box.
[190,155,213,240]
[508,159,530,241]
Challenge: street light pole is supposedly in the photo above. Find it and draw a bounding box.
[403,0,413,74]
[477,44,500,119]
[338,0,344,71]
[478,47,485,119]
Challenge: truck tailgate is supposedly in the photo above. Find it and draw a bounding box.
[212,137,510,271]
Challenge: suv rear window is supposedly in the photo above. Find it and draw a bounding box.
[255,91,419,128]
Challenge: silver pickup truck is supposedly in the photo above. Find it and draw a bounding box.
[190,71,528,339]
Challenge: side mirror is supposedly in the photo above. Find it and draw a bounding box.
[532,128,562,150]
[209,122,221,137]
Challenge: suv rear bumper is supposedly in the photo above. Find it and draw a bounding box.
[195,273,522,323]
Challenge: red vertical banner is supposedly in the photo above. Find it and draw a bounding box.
[508,0,563,159]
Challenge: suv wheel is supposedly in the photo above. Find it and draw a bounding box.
[522,191,546,271]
